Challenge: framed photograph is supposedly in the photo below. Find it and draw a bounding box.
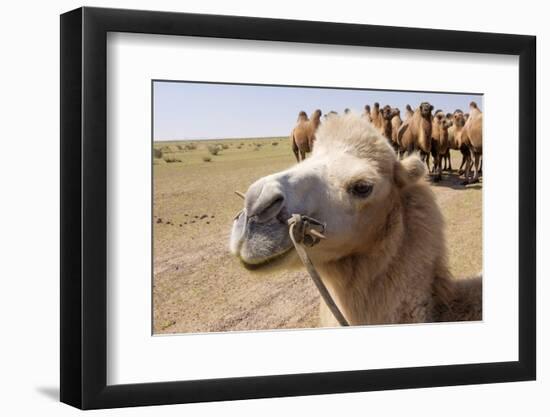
[60,6,536,409]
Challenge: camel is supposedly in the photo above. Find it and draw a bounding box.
[363,105,372,122]
[462,102,483,184]
[391,108,402,152]
[378,105,394,141]
[376,105,400,153]
[397,102,434,171]
[447,110,471,176]
[290,109,322,162]
[440,113,454,171]
[404,104,414,121]
[370,102,382,130]
[230,113,481,326]
[430,110,451,182]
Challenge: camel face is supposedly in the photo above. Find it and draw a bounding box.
[419,102,434,118]
[230,114,423,268]
[381,105,393,120]
[453,111,466,127]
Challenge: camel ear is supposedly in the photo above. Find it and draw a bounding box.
[394,155,427,188]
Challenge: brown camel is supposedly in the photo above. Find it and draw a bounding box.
[291,109,322,162]
[230,113,481,326]
[430,110,451,182]
[378,105,394,140]
[397,102,434,171]
[363,104,372,122]
[462,102,483,184]
[391,108,402,152]
[404,104,414,121]
[370,102,382,130]
[447,110,471,176]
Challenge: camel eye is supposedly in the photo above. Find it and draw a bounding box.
[349,181,373,198]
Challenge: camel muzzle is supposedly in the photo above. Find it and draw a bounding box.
[235,191,349,326]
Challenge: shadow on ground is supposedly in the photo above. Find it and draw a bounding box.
[35,386,59,401]
[429,170,483,190]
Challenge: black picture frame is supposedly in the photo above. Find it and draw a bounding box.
[60,6,536,410]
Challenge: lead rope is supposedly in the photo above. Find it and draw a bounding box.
[287,214,350,327]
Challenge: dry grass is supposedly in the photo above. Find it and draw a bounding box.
[153,137,482,334]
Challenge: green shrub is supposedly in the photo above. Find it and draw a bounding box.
[202,156,212,162]
[207,145,220,155]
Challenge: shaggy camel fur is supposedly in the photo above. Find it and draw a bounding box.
[230,113,481,326]
[291,109,322,162]
[397,102,434,171]
[462,102,483,184]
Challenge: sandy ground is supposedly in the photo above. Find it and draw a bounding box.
[153,138,482,334]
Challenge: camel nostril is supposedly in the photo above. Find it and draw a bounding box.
[249,194,285,223]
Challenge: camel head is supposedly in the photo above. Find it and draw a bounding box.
[364,104,371,113]
[373,102,380,110]
[406,104,413,112]
[229,113,427,269]
[419,102,434,119]
[434,110,446,125]
[391,108,400,118]
[453,110,466,127]
[297,111,308,122]
[381,105,394,120]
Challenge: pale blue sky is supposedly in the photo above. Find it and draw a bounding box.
[153,81,483,141]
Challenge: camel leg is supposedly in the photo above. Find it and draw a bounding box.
[292,138,300,162]
[300,150,306,161]
[433,154,442,182]
[479,156,483,175]
[447,151,452,172]
[471,152,481,183]
[458,150,468,176]
[424,152,431,173]
[462,152,473,185]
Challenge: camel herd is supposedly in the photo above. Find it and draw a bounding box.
[291,101,483,185]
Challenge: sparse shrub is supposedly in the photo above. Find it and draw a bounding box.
[202,156,212,162]
[207,145,220,155]
[153,148,163,158]
[253,147,259,152]
[221,144,229,149]
[164,156,182,163]
[272,142,279,146]
[153,158,166,165]
[184,143,197,151]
